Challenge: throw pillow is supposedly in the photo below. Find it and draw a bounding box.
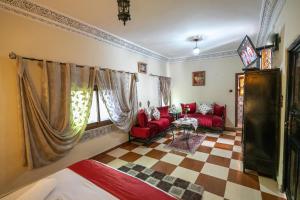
[198,103,212,115]
[144,107,153,121]
[137,110,148,128]
[152,108,161,120]
[213,103,225,117]
[157,106,169,117]
[180,102,196,114]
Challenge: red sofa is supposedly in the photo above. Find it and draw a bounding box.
[180,102,226,132]
[130,106,173,143]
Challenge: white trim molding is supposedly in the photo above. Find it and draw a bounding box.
[0,0,168,61]
[168,50,238,63]
[256,0,286,47]
[0,0,286,62]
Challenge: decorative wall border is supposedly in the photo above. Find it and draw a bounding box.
[168,50,238,63]
[0,0,168,61]
[256,0,286,46]
[0,0,286,62]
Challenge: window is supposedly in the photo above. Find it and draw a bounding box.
[86,86,111,130]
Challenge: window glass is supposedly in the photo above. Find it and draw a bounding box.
[88,91,98,124]
[99,94,110,121]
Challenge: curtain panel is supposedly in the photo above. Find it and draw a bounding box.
[18,58,96,168]
[96,69,138,132]
[159,77,171,106]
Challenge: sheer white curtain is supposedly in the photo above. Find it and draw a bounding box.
[159,77,171,106]
[96,69,138,132]
[149,76,161,107]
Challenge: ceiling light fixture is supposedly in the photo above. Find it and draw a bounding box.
[117,0,131,26]
[192,38,201,56]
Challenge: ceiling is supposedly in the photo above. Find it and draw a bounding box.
[31,0,263,58]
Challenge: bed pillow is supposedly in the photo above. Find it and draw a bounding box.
[152,108,161,120]
[17,178,56,200]
[198,103,212,115]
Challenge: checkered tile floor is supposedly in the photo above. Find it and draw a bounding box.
[92,130,286,200]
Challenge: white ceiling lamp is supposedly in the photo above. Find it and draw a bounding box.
[191,36,203,56]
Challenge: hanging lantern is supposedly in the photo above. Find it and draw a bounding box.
[117,0,131,26]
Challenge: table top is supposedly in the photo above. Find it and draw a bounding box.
[172,117,198,130]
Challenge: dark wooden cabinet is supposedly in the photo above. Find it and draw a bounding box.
[243,69,281,178]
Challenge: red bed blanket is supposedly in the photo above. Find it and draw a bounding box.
[69,159,175,200]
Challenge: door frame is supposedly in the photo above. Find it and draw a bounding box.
[283,36,300,191]
[235,73,244,127]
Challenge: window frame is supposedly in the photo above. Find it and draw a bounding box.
[86,86,112,130]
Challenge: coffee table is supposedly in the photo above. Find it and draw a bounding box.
[171,118,198,150]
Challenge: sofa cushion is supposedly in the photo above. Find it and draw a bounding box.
[131,127,151,139]
[212,116,224,128]
[181,102,196,114]
[137,110,148,128]
[213,104,225,117]
[149,118,170,132]
[157,106,169,118]
[198,115,213,128]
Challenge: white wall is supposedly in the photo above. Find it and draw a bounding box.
[168,56,243,127]
[0,10,167,197]
[272,0,300,188]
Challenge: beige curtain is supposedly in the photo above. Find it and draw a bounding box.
[159,76,171,106]
[18,58,96,168]
[96,69,138,132]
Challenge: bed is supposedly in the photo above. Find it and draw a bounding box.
[11,160,176,200]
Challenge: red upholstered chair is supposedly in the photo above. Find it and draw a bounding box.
[130,110,158,140]
[130,108,173,144]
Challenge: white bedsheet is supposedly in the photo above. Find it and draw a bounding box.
[45,168,118,200]
[1,168,119,200]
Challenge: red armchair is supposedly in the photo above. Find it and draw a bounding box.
[130,106,173,143]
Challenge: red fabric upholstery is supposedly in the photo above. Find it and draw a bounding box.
[212,116,224,128]
[180,102,196,114]
[179,103,226,130]
[157,106,169,117]
[149,118,170,132]
[130,108,171,141]
[181,113,202,118]
[198,115,213,127]
[213,104,225,117]
[137,110,148,128]
[131,127,151,139]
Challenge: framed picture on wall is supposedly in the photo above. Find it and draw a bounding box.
[192,71,205,86]
[138,62,147,74]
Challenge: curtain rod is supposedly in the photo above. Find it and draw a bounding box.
[149,73,170,78]
[9,52,136,75]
